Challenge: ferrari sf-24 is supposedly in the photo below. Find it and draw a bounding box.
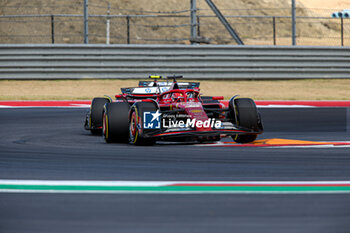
[84,75,263,145]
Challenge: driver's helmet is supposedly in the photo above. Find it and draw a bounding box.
[171,92,184,102]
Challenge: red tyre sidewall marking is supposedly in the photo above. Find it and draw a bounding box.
[130,111,137,138]
[103,112,107,138]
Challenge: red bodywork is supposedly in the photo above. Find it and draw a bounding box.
[111,85,258,140]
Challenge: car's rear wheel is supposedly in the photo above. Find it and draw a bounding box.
[129,102,157,146]
[90,97,110,135]
[230,98,259,143]
[102,102,130,143]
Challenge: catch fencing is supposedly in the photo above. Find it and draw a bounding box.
[0,44,349,79]
[1,14,349,46]
[1,0,350,46]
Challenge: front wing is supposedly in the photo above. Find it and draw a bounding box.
[141,126,263,139]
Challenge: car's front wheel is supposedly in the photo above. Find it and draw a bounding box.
[229,98,260,143]
[102,102,130,143]
[129,102,157,146]
[90,97,110,135]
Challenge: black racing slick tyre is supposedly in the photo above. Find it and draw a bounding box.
[102,102,130,143]
[129,102,158,146]
[230,98,260,143]
[90,97,110,135]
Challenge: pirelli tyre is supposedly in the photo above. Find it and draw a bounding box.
[89,97,110,135]
[129,102,158,146]
[102,102,130,143]
[230,98,260,143]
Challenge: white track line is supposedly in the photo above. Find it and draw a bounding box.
[1,180,350,185]
[1,190,350,194]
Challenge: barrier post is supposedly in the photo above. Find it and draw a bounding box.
[190,0,198,44]
[51,15,55,44]
[126,16,130,44]
[197,15,200,37]
[291,0,296,45]
[106,3,110,44]
[273,16,276,45]
[84,0,89,44]
[341,17,344,47]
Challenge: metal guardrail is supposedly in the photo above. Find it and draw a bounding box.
[0,44,350,79]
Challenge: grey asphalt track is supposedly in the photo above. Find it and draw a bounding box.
[0,107,350,233]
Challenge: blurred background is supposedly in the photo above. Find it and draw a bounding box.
[0,0,349,46]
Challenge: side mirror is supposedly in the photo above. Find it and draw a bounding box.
[212,96,224,100]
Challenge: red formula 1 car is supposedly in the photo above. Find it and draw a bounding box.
[84,76,263,145]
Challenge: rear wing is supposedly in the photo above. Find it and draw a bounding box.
[121,87,158,95]
[120,86,171,95]
[138,81,200,89]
